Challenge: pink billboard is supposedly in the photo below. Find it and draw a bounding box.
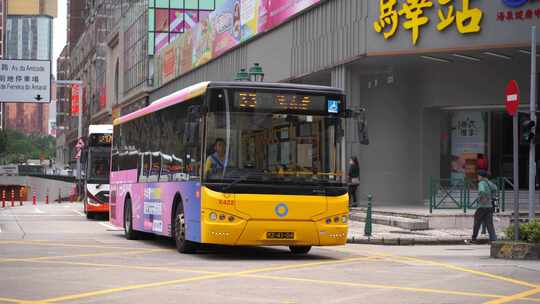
[210,0,241,57]
[265,0,321,30]
[158,0,322,86]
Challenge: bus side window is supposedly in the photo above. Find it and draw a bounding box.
[139,153,150,182]
[148,152,161,182]
[170,155,185,181]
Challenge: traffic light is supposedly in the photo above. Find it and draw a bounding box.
[522,120,536,143]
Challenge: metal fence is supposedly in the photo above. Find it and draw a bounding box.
[429,177,507,213]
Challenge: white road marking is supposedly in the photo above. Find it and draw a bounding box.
[33,207,45,214]
[99,222,121,230]
[72,210,84,216]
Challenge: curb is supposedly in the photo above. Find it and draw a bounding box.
[346,237,487,246]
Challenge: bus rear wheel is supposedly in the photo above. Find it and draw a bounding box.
[174,204,197,254]
[289,246,311,254]
[124,198,140,240]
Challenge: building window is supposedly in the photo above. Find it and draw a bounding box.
[440,111,488,181]
[123,1,149,93]
[147,0,215,55]
[6,16,52,60]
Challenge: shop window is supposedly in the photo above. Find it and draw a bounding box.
[441,111,488,181]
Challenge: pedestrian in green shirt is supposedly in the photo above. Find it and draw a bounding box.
[471,170,497,242]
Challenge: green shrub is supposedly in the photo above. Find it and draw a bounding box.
[505,220,540,243]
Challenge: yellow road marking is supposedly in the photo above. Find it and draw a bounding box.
[0,248,168,264]
[5,250,540,304]
[392,255,539,289]
[234,255,380,275]
[38,272,234,303]
[484,287,540,304]
[0,297,25,303]
[36,255,379,303]
[357,249,539,289]
[18,259,220,275]
[0,240,163,252]
[245,274,533,301]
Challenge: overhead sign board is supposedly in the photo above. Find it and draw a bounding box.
[0,59,51,103]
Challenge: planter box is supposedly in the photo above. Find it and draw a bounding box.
[491,241,540,260]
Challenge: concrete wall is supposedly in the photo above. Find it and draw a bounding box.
[0,176,75,201]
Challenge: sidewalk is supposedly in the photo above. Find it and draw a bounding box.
[347,220,505,245]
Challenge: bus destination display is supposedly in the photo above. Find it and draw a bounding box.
[89,134,112,146]
[235,92,342,114]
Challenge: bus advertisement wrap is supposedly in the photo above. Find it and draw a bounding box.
[110,82,358,254]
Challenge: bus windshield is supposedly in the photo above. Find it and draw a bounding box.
[87,147,110,183]
[204,111,345,186]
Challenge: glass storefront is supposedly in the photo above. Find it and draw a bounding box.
[441,110,540,188]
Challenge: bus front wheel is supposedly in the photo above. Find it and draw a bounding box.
[289,246,311,254]
[173,204,197,254]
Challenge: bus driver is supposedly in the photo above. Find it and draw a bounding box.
[205,138,226,176]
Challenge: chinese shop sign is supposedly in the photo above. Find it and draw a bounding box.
[374,0,483,45]
[497,0,540,22]
[71,84,80,115]
[0,60,51,102]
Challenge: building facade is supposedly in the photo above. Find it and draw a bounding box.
[148,0,540,206]
[2,0,56,135]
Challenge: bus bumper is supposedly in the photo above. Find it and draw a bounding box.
[86,201,109,213]
[202,218,348,246]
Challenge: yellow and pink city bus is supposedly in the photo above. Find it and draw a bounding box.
[110,81,367,254]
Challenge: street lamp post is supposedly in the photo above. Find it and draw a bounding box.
[55,80,83,195]
[234,68,250,81]
[249,63,265,82]
[235,64,265,82]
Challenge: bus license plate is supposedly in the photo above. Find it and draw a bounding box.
[267,232,294,239]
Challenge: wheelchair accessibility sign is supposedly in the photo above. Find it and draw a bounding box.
[275,203,289,218]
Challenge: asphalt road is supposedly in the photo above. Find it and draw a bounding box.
[0,203,539,304]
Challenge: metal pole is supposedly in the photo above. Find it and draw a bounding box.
[529,26,537,221]
[76,84,82,200]
[513,115,520,241]
[0,102,4,130]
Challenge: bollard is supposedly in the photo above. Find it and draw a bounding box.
[11,189,15,207]
[58,189,62,204]
[2,190,5,208]
[19,187,23,206]
[32,192,36,206]
[364,194,373,237]
[46,193,49,205]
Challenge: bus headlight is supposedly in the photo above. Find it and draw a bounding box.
[341,215,348,223]
[334,216,340,223]
[326,218,332,224]
[209,212,217,221]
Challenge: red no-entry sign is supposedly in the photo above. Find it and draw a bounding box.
[505,80,520,116]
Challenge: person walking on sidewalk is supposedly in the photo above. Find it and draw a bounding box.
[471,170,497,243]
[348,156,360,207]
